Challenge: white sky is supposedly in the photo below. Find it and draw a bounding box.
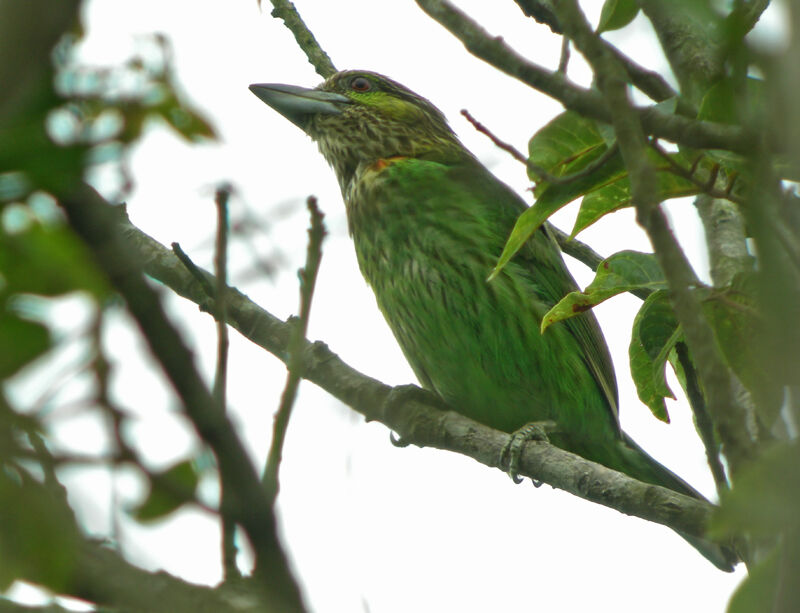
[13,0,787,610]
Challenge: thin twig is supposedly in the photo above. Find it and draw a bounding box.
[213,185,231,407]
[514,0,682,104]
[172,242,216,298]
[211,183,240,581]
[648,140,744,205]
[265,0,337,78]
[262,196,326,506]
[460,107,620,186]
[546,222,604,270]
[675,342,729,498]
[90,309,125,543]
[558,36,570,74]
[460,108,527,163]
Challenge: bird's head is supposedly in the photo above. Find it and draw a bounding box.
[249,70,467,190]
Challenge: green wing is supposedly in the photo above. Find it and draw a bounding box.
[450,158,621,430]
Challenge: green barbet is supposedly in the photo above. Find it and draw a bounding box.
[250,70,735,570]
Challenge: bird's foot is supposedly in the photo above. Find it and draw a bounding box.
[500,420,557,484]
[383,384,445,448]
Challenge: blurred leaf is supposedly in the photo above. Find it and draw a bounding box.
[157,95,217,142]
[629,290,679,422]
[695,77,768,178]
[0,222,109,299]
[715,442,800,612]
[698,77,766,126]
[726,549,780,613]
[541,250,665,331]
[0,313,50,378]
[714,443,800,538]
[0,470,79,591]
[703,272,782,424]
[597,0,640,33]
[131,459,200,522]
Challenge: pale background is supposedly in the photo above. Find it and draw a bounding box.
[10,0,788,611]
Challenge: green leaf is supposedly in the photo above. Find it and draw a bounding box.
[0,313,51,378]
[156,94,217,143]
[702,272,782,424]
[698,77,766,125]
[491,113,624,278]
[696,77,768,179]
[713,442,800,538]
[131,459,200,522]
[571,148,700,237]
[726,549,782,613]
[597,0,640,33]
[0,221,109,299]
[629,290,680,422]
[629,333,669,422]
[541,251,666,331]
[712,442,800,612]
[0,470,80,591]
[527,111,612,183]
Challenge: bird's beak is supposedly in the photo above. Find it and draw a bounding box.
[249,83,350,131]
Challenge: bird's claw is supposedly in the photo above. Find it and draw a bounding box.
[383,384,444,448]
[499,420,556,484]
[390,432,410,447]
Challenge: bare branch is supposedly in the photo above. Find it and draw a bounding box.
[514,0,682,104]
[546,223,605,270]
[675,341,730,497]
[115,211,727,543]
[210,183,241,581]
[460,108,527,164]
[264,0,336,78]
[262,196,326,504]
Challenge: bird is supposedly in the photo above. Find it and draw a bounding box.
[249,69,736,571]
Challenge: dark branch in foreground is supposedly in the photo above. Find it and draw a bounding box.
[116,209,723,543]
[57,182,307,613]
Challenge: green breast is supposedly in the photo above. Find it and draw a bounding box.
[346,157,617,445]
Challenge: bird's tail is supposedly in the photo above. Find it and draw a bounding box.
[618,433,738,572]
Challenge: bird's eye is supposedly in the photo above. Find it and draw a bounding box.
[350,76,373,92]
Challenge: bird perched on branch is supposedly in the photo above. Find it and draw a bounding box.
[249,70,735,571]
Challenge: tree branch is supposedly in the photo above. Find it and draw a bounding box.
[265,0,336,78]
[414,0,751,153]
[262,196,326,504]
[636,0,724,103]
[69,539,269,613]
[514,0,684,106]
[114,210,724,542]
[56,183,306,613]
